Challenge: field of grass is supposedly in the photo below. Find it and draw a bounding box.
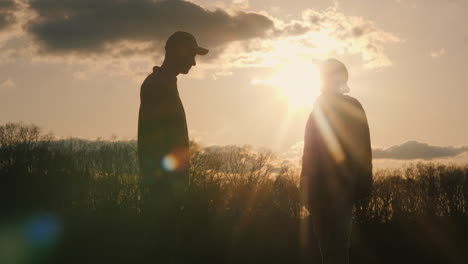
[1,122,467,263]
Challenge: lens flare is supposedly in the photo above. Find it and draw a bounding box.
[0,213,62,263]
[162,154,179,172]
[23,214,61,247]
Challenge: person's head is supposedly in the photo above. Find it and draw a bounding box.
[164,31,209,74]
[319,58,350,94]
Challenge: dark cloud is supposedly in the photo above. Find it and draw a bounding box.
[25,0,275,56]
[0,0,18,32]
[373,141,468,160]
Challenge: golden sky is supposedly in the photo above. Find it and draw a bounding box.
[1,0,467,161]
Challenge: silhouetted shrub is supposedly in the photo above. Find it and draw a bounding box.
[1,122,467,264]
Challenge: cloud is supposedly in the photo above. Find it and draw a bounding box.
[0,1,401,80]
[300,7,402,68]
[23,1,399,68]
[280,141,304,165]
[0,78,15,89]
[283,140,468,163]
[0,0,18,32]
[232,0,250,9]
[217,6,401,71]
[372,141,468,160]
[25,0,274,56]
[430,48,446,58]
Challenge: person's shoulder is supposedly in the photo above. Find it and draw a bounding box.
[341,95,361,104]
[313,94,357,107]
[313,94,366,115]
[142,70,154,82]
[141,70,165,89]
[313,94,326,107]
[341,95,364,109]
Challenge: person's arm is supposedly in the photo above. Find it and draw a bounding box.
[352,100,373,202]
[299,112,319,206]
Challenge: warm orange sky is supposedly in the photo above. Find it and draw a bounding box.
[1,0,467,161]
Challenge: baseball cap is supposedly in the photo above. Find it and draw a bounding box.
[165,31,209,55]
[320,58,350,93]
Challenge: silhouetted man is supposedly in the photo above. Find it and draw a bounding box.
[138,31,208,210]
[300,59,373,264]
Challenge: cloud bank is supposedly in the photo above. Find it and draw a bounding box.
[284,140,468,162]
[26,0,274,55]
[20,1,400,66]
[373,141,468,160]
[0,0,403,79]
[301,8,401,68]
[0,0,18,32]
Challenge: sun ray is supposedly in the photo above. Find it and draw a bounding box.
[252,59,321,111]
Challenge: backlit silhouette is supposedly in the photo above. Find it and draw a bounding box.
[137,31,208,208]
[300,59,373,264]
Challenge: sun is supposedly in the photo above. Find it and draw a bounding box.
[252,59,321,110]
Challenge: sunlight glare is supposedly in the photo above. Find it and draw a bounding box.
[252,59,321,110]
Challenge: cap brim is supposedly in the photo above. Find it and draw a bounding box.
[195,46,209,55]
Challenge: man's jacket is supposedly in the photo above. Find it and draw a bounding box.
[300,93,373,209]
[137,67,189,185]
